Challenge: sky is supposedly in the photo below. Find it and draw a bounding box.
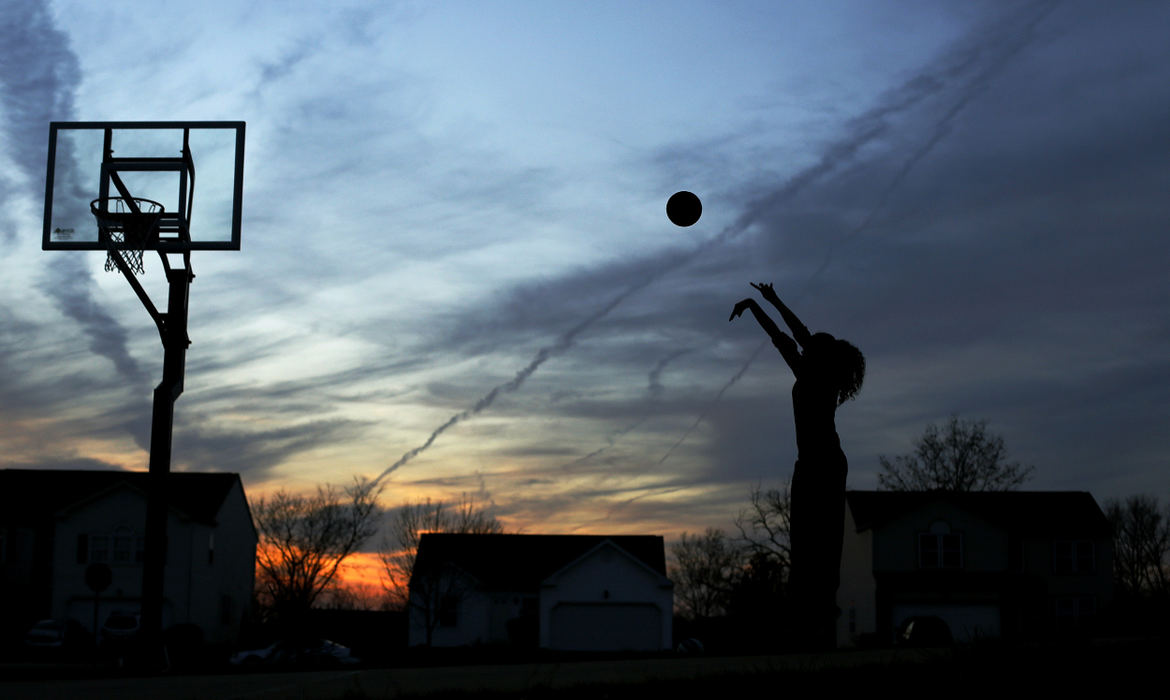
[1,0,1168,580]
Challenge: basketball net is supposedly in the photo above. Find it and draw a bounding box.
[91,198,163,275]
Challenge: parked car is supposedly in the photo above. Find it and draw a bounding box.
[230,639,359,668]
[230,641,278,667]
[897,616,953,647]
[100,611,141,645]
[25,619,69,650]
[24,619,91,659]
[25,619,88,648]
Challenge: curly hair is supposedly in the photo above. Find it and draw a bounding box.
[833,338,866,406]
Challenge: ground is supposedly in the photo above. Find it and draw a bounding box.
[0,639,1162,699]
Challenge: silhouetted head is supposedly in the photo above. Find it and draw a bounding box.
[807,332,866,406]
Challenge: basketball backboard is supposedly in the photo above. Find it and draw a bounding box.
[43,121,245,251]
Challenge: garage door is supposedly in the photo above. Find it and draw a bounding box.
[892,604,1000,642]
[549,603,661,651]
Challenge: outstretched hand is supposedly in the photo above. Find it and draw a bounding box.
[729,298,754,321]
[750,282,779,302]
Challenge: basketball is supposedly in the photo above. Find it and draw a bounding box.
[667,191,702,227]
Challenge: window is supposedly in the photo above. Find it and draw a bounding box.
[1008,536,1023,572]
[439,594,460,627]
[89,535,109,563]
[80,529,143,566]
[113,527,134,564]
[1053,541,1095,574]
[918,521,962,569]
[1055,596,1096,631]
[220,595,234,625]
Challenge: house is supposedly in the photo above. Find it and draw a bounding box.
[408,533,673,651]
[837,490,1113,647]
[0,469,257,648]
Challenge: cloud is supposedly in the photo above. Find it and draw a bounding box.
[3,0,1166,541]
[173,417,372,482]
[365,0,1169,530]
[0,0,79,213]
[389,0,1066,486]
[4,455,128,472]
[372,270,664,485]
[0,1,152,438]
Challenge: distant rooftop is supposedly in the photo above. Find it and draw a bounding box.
[414,533,666,592]
[0,469,243,526]
[845,490,1110,538]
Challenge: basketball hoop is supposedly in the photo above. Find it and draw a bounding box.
[91,197,164,275]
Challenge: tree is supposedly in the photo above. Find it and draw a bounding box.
[315,579,392,611]
[724,550,788,649]
[728,483,791,638]
[1104,494,1170,599]
[253,476,383,624]
[669,527,741,619]
[877,415,1035,491]
[380,493,504,645]
[732,482,791,576]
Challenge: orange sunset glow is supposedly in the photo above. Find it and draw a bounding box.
[328,552,395,608]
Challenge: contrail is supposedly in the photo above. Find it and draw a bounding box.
[0,1,154,447]
[558,347,691,471]
[658,0,1062,461]
[804,0,1060,286]
[658,339,768,465]
[378,1,1059,481]
[556,417,646,473]
[590,482,692,530]
[648,348,691,397]
[377,53,944,480]
[374,275,660,485]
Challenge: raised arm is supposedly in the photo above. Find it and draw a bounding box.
[751,282,811,347]
[730,298,802,373]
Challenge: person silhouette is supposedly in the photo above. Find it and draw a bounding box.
[730,282,865,650]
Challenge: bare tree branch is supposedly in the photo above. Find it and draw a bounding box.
[253,476,384,621]
[878,415,1035,492]
[379,493,504,645]
[669,527,742,620]
[1105,494,1170,598]
[733,482,791,573]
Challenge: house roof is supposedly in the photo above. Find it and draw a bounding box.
[0,469,243,526]
[413,534,666,592]
[845,490,1111,538]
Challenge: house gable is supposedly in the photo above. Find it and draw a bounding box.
[412,533,666,592]
[0,469,254,647]
[213,478,258,547]
[847,491,1111,574]
[0,469,239,527]
[847,491,1111,539]
[539,539,673,652]
[874,498,1007,573]
[542,539,673,596]
[408,534,671,650]
[840,490,1114,645]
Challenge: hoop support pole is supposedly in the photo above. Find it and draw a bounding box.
[109,249,166,341]
[139,265,193,670]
